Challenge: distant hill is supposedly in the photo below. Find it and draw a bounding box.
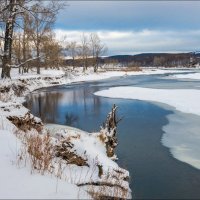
[65,52,199,68]
[103,53,198,67]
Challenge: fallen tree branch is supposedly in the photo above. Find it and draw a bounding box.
[9,56,42,68]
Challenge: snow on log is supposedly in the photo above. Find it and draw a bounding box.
[100,104,120,159]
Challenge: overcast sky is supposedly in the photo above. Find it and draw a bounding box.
[54,1,200,55]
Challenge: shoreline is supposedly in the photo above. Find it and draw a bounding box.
[0,68,136,199]
[0,67,199,199]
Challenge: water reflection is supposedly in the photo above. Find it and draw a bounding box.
[65,112,79,126]
[25,84,103,128]
[26,91,63,123]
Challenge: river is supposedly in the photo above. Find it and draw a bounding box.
[24,71,200,199]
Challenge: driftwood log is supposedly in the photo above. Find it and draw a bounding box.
[102,104,121,158]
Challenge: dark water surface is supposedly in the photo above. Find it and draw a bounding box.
[25,72,200,199]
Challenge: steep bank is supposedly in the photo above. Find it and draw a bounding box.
[0,68,132,199]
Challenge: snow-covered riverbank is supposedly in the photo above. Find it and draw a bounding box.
[1,67,195,83]
[0,68,134,199]
[0,67,198,198]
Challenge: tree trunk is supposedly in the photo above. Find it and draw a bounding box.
[94,57,98,73]
[72,57,75,70]
[36,15,40,74]
[22,26,26,74]
[36,44,40,74]
[1,0,17,79]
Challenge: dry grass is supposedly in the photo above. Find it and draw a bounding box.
[0,87,12,102]
[0,82,26,102]
[97,132,107,143]
[84,179,129,200]
[26,133,54,174]
[77,165,130,199]
[123,66,142,72]
[16,130,55,175]
[8,113,43,133]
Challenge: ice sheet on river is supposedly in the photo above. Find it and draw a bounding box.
[171,72,200,80]
[163,112,200,169]
[94,86,200,170]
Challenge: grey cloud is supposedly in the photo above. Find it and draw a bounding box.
[56,1,200,31]
[55,29,200,55]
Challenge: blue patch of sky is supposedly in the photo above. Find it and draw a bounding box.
[55,1,200,31]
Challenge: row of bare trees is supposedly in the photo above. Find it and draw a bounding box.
[0,0,65,78]
[12,30,62,74]
[65,33,107,72]
[0,1,108,79]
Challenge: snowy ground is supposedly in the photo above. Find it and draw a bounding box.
[1,67,195,83]
[0,128,90,199]
[0,114,130,199]
[94,86,200,170]
[0,115,90,199]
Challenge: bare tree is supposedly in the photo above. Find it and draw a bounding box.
[78,33,91,72]
[0,0,65,78]
[12,13,32,74]
[66,41,77,69]
[21,12,32,74]
[12,32,22,72]
[26,2,64,74]
[42,32,62,69]
[90,33,107,72]
[0,0,20,78]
